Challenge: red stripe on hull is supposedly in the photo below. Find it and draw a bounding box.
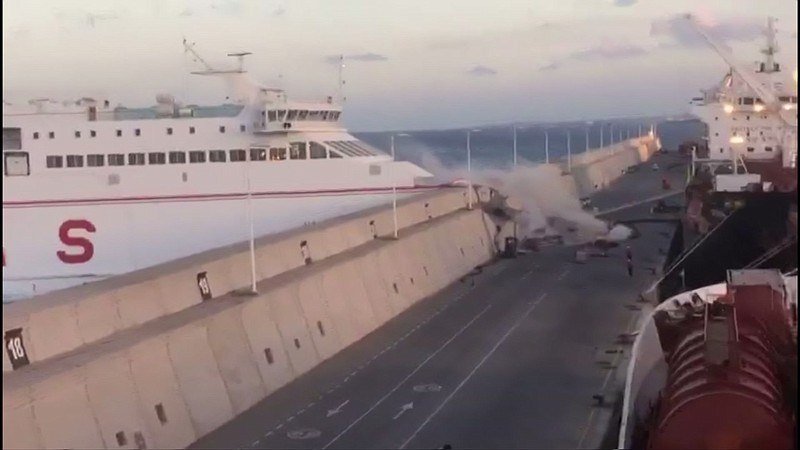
[3,185,457,209]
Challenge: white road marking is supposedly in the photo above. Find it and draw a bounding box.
[275,423,284,430]
[393,402,414,420]
[327,399,350,418]
[321,303,494,449]
[399,292,549,449]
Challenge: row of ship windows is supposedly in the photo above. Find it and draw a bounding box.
[717,146,774,153]
[44,147,342,169]
[30,124,248,141]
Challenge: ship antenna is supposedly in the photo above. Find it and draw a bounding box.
[761,17,778,73]
[227,51,252,73]
[337,54,346,104]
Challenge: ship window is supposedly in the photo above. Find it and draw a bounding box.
[229,149,247,162]
[331,112,341,121]
[240,124,246,132]
[169,151,186,164]
[250,148,267,161]
[298,110,308,120]
[287,110,298,121]
[268,111,277,122]
[87,154,105,167]
[75,131,81,138]
[2,128,22,150]
[33,132,40,140]
[742,97,754,105]
[269,148,287,161]
[719,148,724,154]
[148,152,166,165]
[746,147,755,153]
[49,131,55,139]
[209,150,226,163]
[189,126,196,134]
[128,153,145,166]
[167,127,173,135]
[66,154,84,168]
[46,155,63,168]
[135,128,141,137]
[289,142,307,160]
[3,151,30,176]
[329,149,343,158]
[765,146,773,152]
[90,130,96,138]
[189,150,206,163]
[746,116,750,121]
[108,154,125,166]
[116,129,122,137]
[219,126,226,134]
[310,141,327,159]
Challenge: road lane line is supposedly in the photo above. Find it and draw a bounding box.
[399,292,549,449]
[321,303,494,449]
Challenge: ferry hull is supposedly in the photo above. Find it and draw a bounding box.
[2,189,426,300]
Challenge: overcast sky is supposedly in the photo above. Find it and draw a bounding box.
[2,0,797,131]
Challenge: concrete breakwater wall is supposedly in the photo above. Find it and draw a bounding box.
[560,136,659,198]
[2,136,657,450]
[3,192,503,450]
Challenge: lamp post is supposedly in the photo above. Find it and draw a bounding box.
[467,129,480,209]
[390,133,411,239]
[512,126,518,167]
[585,122,592,153]
[245,149,258,294]
[600,124,605,148]
[544,129,550,164]
[610,124,615,145]
[566,128,572,173]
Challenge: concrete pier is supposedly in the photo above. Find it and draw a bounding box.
[3,136,659,450]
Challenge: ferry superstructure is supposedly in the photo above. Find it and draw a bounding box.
[1,44,435,300]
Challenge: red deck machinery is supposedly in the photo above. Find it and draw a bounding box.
[648,270,797,449]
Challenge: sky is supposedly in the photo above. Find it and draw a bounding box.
[2,0,797,131]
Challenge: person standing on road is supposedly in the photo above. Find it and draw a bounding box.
[625,246,634,277]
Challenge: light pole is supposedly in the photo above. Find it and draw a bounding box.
[585,122,591,153]
[600,124,604,148]
[566,128,572,173]
[512,126,518,167]
[390,133,410,239]
[246,149,258,294]
[610,124,615,145]
[466,129,480,210]
[544,129,550,164]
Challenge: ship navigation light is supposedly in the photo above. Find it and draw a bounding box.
[723,104,734,114]
[729,136,745,144]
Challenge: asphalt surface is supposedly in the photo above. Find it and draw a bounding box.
[190,154,685,450]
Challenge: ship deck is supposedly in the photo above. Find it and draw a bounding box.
[189,153,687,450]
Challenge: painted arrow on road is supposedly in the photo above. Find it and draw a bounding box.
[393,402,414,420]
[327,400,350,418]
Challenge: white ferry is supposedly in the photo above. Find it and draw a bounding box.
[1,43,437,300]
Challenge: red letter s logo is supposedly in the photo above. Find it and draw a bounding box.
[57,219,96,264]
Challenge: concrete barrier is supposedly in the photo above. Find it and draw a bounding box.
[3,204,500,450]
[561,137,659,198]
[2,189,467,372]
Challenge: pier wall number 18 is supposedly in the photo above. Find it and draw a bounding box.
[5,328,30,370]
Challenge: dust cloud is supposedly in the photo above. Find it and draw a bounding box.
[409,145,613,242]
